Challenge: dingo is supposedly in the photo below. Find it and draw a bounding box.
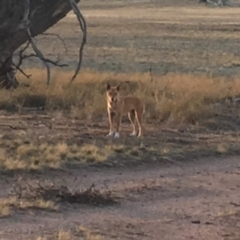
[106,83,145,138]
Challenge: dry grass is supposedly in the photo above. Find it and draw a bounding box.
[0,125,238,171]
[215,206,240,240]
[0,69,239,170]
[0,138,125,170]
[0,196,57,218]
[78,226,103,240]
[10,3,240,126]
[217,208,239,218]
[3,69,239,126]
[0,204,11,217]
[35,227,104,240]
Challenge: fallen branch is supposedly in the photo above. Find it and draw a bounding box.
[68,0,87,83]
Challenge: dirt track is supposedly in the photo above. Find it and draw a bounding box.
[0,156,240,240]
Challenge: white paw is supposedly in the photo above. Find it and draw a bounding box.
[114,132,120,138]
[130,131,137,136]
[106,131,115,137]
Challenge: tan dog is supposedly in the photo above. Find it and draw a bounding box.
[106,83,145,138]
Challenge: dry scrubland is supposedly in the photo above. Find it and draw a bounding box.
[8,69,240,123]
[1,1,240,240]
[0,69,239,171]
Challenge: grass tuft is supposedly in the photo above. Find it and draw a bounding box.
[0,195,57,218]
[35,226,104,240]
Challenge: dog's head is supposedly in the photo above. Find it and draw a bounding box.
[106,83,120,103]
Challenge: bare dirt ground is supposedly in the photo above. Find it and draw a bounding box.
[2,0,240,239]
[0,112,239,240]
[0,154,240,240]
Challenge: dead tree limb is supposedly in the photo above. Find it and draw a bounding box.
[12,41,32,79]
[12,38,68,80]
[13,29,68,81]
[20,0,51,84]
[22,0,71,85]
[14,40,31,69]
[41,32,68,52]
[68,0,87,83]
[22,53,68,68]
[0,0,84,88]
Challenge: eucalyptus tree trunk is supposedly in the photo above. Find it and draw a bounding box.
[0,0,80,88]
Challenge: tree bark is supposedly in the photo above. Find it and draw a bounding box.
[0,0,80,88]
[0,55,19,89]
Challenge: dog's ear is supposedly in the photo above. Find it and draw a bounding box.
[116,84,120,91]
[106,83,111,90]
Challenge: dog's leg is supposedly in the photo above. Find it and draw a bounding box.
[114,113,122,138]
[106,111,115,137]
[135,109,143,137]
[128,110,137,136]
